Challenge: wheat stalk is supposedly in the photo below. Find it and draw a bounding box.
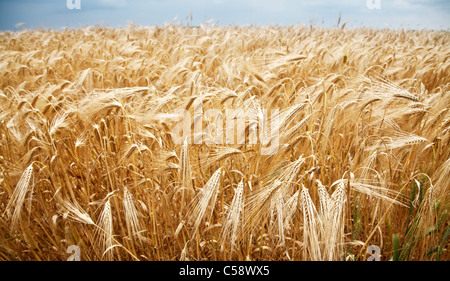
[220,180,244,255]
[187,167,222,239]
[4,164,34,231]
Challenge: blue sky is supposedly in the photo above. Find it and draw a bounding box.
[0,0,449,31]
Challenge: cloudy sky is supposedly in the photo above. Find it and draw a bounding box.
[0,0,449,31]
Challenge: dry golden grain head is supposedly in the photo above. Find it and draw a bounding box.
[60,199,95,226]
[220,180,244,253]
[187,167,222,238]
[180,137,192,191]
[299,186,322,260]
[4,163,33,231]
[96,199,114,261]
[123,187,145,242]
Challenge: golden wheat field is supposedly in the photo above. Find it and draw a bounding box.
[0,24,449,261]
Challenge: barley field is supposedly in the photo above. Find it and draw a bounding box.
[0,24,449,261]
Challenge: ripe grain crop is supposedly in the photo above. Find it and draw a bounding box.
[0,24,449,261]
